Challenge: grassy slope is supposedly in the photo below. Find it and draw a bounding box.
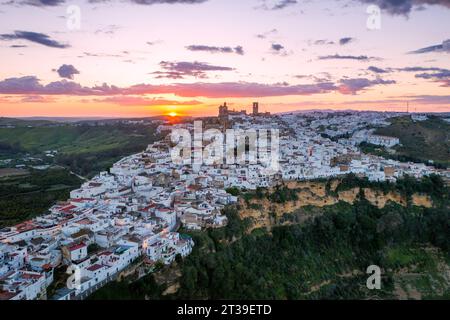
[0,168,82,227]
[0,117,53,127]
[0,123,161,176]
[374,116,450,167]
[0,125,153,154]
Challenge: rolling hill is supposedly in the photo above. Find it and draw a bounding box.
[373,115,450,168]
[0,120,161,177]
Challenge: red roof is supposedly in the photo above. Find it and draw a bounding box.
[42,264,53,270]
[61,205,77,213]
[76,218,93,225]
[71,198,94,203]
[68,242,86,251]
[21,272,43,280]
[86,264,103,272]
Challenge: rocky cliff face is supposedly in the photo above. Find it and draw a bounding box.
[238,180,433,231]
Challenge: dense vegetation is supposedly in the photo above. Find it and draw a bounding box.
[370,115,450,168]
[0,141,23,157]
[172,206,449,299]
[91,175,450,300]
[0,168,82,227]
[333,173,447,201]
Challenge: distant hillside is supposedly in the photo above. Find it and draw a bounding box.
[374,116,450,168]
[0,167,82,227]
[0,122,161,177]
[0,117,53,127]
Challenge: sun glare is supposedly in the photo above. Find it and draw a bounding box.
[168,111,178,117]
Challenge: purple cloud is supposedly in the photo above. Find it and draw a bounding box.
[152,61,234,79]
[319,54,377,61]
[271,0,297,10]
[186,45,244,55]
[14,0,65,6]
[312,39,335,45]
[271,43,284,51]
[355,0,450,16]
[408,39,450,54]
[415,70,450,87]
[0,31,69,48]
[339,37,355,45]
[338,78,396,94]
[55,64,80,79]
[368,66,390,73]
[270,43,291,56]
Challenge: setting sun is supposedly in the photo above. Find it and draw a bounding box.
[168,112,178,117]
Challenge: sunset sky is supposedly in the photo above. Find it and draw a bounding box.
[0,0,449,118]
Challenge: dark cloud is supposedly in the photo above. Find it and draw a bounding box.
[270,43,291,56]
[272,0,297,10]
[310,37,355,46]
[318,54,376,61]
[312,39,335,45]
[259,0,297,10]
[234,46,244,55]
[55,64,80,79]
[355,0,450,16]
[271,43,284,51]
[152,61,234,79]
[416,72,450,79]
[0,31,69,48]
[398,66,449,72]
[368,66,389,73]
[14,0,66,6]
[338,78,396,94]
[186,45,244,55]
[369,65,448,74]
[408,39,450,54]
[366,65,450,86]
[339,37,355,45]
[415,70,450,87]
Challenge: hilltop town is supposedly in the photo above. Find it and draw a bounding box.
[0,104,447,300]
